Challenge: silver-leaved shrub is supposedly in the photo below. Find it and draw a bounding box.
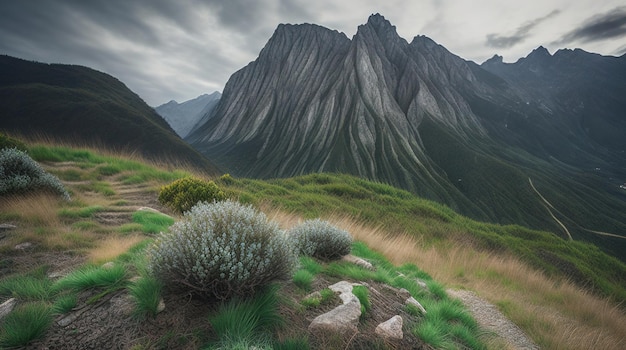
[148,200,296,300]
[0,148,70,200]
[289,219,352,260]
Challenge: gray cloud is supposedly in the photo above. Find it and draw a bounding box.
[486,10,560,49]
[555,6,626,45]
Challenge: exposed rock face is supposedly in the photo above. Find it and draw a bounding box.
[188,14,626,256]
[155,92,221,138]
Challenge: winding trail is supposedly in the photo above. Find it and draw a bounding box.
[448,289,539,350]
[528,177,626,241]
[528,178,572,240]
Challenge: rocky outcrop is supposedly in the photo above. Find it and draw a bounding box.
[309,281,362,334]
[188,14,626,253]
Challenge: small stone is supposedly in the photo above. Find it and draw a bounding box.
[415,278,428,290]
[14,242,33,250]
[406,296,427,314]
[157,298,166,313]
[47,271,66,279]
[101,262,115,270]
[375,315,404,339]
[0,298,17,320]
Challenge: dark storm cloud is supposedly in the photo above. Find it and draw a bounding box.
[555,6,626,45]
[485,10,560,49]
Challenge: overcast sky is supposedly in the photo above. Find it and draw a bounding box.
[1,0,625,106]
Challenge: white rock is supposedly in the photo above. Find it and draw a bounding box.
[309,281,363,334]
[101,262,115,270]
[14,242,33,250]
[157,298,166,313]
[406,296,427,314]
[375,315,404,339]
[0,298,17,320]
[342,254,374,270]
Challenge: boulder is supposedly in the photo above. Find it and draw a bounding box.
[375,315,404,339]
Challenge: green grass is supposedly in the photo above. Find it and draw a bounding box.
[129,276,163,318]
[207,286,284,347]
[292,270,314,292]
[351,285,370,316]
[300,288,336,309]
[52,293,78,314]
[131,210,174,234]
[29,145,192,184]
[299,256,323,275]
[52,264,127,292]
[0,301,52,347]
[221,174,626,301]
[0,270,54,301]
[58,205,104,219]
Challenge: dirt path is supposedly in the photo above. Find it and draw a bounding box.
[447,289,539,350]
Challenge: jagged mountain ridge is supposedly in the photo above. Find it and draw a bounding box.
[155,92,221,138]
[187,14,626,257]
[0,55,220,173]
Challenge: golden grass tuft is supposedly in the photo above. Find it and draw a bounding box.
[88,234,145,264]
[0,193,62,226]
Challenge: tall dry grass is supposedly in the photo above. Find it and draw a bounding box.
[0,193,62,227]
[269,209,626,350]
[88,234,145,264]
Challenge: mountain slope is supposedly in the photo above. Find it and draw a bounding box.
[187,14,626,258]
[0,55,219,173]
[155,92,221,138]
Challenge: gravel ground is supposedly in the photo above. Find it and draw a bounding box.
[447,289,539,350]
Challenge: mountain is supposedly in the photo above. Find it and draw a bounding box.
[0,55,219,173]
[155,92,221,138]
[187,14,626,258]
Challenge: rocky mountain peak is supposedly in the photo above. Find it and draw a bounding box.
[482,54,503,66]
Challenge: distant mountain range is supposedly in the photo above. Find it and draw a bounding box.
[186,14,626,258]
[155,92,221,138]
[0,55,219,173]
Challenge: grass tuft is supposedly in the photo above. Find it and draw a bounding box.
[131,210,174,234]
[52,264,127,292]
[292,270,314,292]
[0,301,52,347]
[129,276,163,318]
[208,286,284,346]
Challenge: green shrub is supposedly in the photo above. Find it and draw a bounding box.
[158,177,226,214]
[0,148,70,200]
[288,219,352,260]
[148,200,296,300]
[0,133,27,151]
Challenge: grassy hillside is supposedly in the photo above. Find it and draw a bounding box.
[1,141,625,349]
[0,55,219,174]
